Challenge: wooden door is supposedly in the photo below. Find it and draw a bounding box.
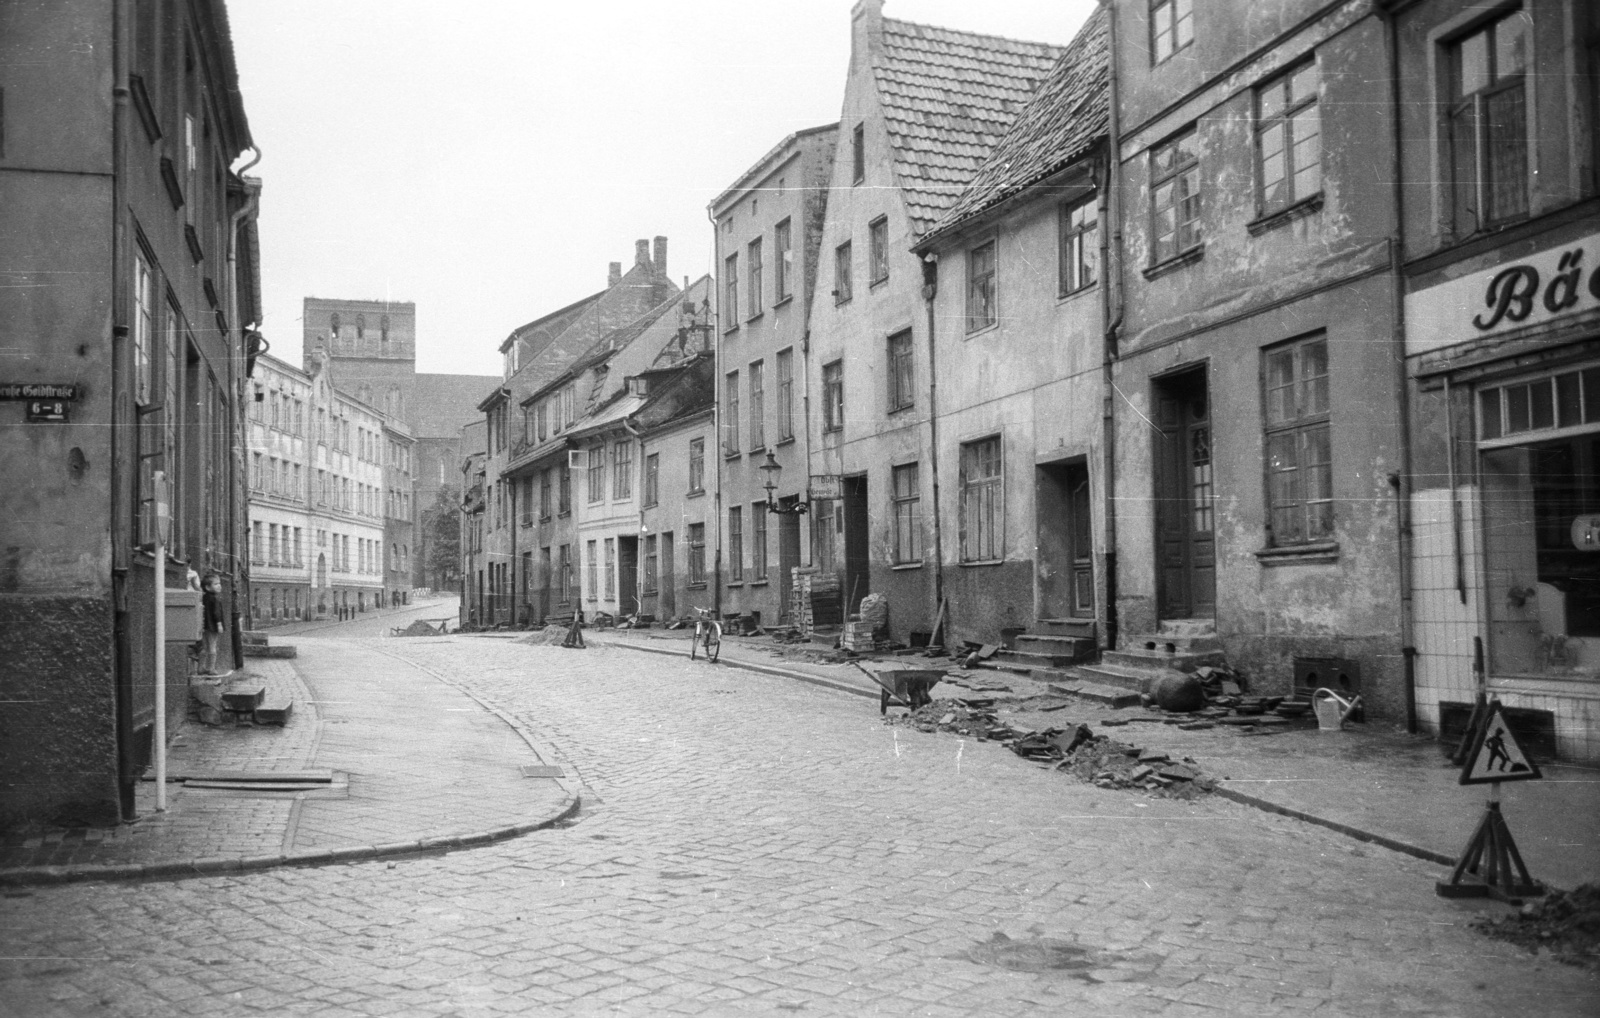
[1155,370,1215,620]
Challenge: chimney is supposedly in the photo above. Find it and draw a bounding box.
[635,239,650,267]
[653,236,668,277]
[850,0,884,70]
[608,262,622,287]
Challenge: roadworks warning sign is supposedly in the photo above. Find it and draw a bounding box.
[1459,701,1544,786]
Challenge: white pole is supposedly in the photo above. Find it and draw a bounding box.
[153,470,168,812]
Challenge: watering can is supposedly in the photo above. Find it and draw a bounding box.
[1312,688,1361,731]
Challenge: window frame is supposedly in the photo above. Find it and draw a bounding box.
[1446,8,1532,236]
[688,523,706,585]
[822,360,844,433]
[834,241,853,304]
[728,505,744,582]
[751,502,768,580]
[776,348,795,442]
[1149,128,1203,265]
[852,123,865,184]
[644,452,660,507]
[1262,334,1334,547]
[688,437,705,494]
[643,534,658,594]
[1255,60,1322,217]
[612,439,633,500]
[774,218,793,301]
[748,359,765,452]
[1150,0,1194,65]
[724,370,741,457]
[747,238,763,317]
[892,462,921,565]
[959,436,1004,563]
[1058,195,1099,295]
[868,216,889,285]
[887,329,915,413]
[966,240,997,334]
[723,253,739,327]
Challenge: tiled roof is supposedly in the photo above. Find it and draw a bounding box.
[924,8,1108,242]
[876,18,1064,236]
[409,373,501,439]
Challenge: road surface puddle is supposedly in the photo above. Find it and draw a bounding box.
[960,932,1164,983]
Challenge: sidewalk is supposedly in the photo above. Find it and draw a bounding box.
[593,625,1600,892]
[0,618,577,885]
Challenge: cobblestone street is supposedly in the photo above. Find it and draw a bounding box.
[1,631,1593,1016]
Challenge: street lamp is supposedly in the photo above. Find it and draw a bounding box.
[759,451,808,515]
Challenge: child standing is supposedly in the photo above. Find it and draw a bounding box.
[200,573,227,676]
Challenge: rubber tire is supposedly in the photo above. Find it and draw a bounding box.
[703,625,721,663]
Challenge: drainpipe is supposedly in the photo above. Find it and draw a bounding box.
[226,151,261,669]
[111,0,135,818]
[1379,2,1418,733]
[1099,0,1125,654]
[708,214,724,620]
[920,256,947,647]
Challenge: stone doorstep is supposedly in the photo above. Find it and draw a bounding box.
[1099,647,1226,673]
[1067,662,1180,695]
[1045,680,1144,709]
[220,685,266,712]
[252,700,293,726]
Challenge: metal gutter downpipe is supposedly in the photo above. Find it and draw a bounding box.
[920,256,946,646]
[1378,2,1419,733]
[1098,0,1125,654]
[110,0,135,819]
[226,152,260,667]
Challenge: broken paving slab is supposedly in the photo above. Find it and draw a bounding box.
[1046,681,1143,709]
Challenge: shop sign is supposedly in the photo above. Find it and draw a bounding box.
[808,474,843,500]
[1405,231,1600,357]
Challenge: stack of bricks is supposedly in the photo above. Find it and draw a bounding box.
[792,570,843,636]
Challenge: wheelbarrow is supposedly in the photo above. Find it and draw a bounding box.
[854,662,944,715]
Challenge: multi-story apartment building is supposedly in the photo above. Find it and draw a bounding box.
[911,9,1109,655]
[473,240,677,627]
[300,298,497,591]
[1395,0,1600,761]
[246,351,390,624]
[710,125,838,628]
[804,1,1063,640]
[383,421,416,607]
[0,0,260,826]
[1102,0,1409,717]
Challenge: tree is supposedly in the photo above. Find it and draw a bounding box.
[420,484,461,588]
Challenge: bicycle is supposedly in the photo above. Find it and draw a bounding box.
[689,607,722,663]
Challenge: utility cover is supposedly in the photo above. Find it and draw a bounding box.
[1459,701,1543,785]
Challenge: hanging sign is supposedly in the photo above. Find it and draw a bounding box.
[1459,701,1543,785]
[809,474,843,500]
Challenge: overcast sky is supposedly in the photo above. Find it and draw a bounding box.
[228,1,1097,376]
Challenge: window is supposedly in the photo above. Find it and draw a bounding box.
[724,253,739,326]
[747,239,763,316]
[1257,62,1321,214]
[688,523,706,585]
[774,218,793,301]
[812,499,835,573]
[536,400,548,441]
[604,538,616,600]
[891,463,922,564]
[834,241,852,303]
[133,252,154,405]
[967,241,996,332]
[644,535,658,593]
[1478,368,1600,440]
[724,371,741,456]
[540,468,552,519]
[587,446,605,503]
[852,123,865,184]
[1448,9,1531,234]
[613,440,633,500]
[728,506,744,582]
[752,503,768,580]
[868,217,889,285]
[559,544,572,603]
[1263,335,1332,546]
[959,437,1003,562]
[748,360,765,451]
[689,438,705,493]
[777,349,795,441]
[586,540,598,601]
[823,360,844,433]
[563,384,575,428]
[1059,196,1098,294]
[1151,0,1193,64]
[644,453,660,506]
[1150,129,1202,264]
[559,463,571,514]
[887,330,915,412]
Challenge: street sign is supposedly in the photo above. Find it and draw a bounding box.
[1459,701,1543,785]
[809,474,842,500]
[0,383,78,401]
[25,399,69,422]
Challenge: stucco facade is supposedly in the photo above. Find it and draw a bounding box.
[0,0,258,827]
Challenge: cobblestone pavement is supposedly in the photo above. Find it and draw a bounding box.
[1,636,1593,1016]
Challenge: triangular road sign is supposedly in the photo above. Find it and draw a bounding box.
[1460,701,1543,785]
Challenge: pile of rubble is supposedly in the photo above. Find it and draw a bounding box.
[886,699,1216,800]
[1472,883,1600,972]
